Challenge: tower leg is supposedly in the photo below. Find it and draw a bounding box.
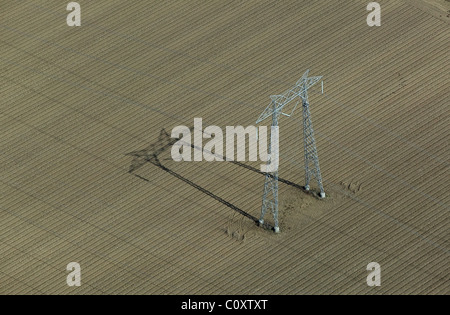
[259,102,281,233]
[304,161,310,191]
[259,172,280,233]
[302,90,325,199]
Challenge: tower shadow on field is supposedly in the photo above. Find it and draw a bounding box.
[126,128,317,232]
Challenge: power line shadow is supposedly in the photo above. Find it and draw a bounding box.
[186,138,322,199]
[127,128,316,196]
[126,128,273,230]
[227,159,320,199]
[131,160,274,231]
[126,127,318,231]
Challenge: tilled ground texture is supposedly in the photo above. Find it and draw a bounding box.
[0,0,448,294]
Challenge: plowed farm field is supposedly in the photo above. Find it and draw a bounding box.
[0,0,449,294]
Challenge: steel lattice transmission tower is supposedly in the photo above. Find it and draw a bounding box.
[256,70,326,233]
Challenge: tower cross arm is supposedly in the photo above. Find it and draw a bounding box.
[256,73,323,124]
